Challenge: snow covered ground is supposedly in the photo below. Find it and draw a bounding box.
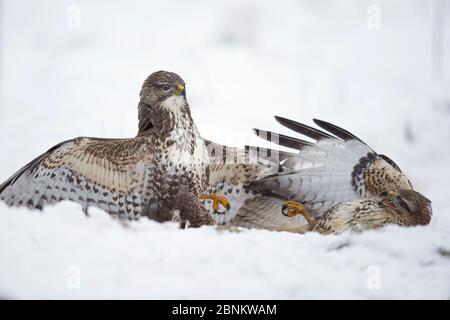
[1,202,449,299]
[0,0,449,299]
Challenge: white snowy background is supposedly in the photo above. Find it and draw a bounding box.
[0,0,449,299]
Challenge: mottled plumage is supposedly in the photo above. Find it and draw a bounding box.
[226,117,432,232]
[0,71,213,227]
[281,190,432,234]
[251,117,414,213]
[202,142,279,224]
[135,119,280,226]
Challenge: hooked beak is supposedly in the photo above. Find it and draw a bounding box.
[378,190,397,209]
[175,84,186,97]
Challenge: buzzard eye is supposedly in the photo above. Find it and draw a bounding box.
[380,191,389,197]
[160,85,171,92]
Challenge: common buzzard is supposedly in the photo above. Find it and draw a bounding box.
[0,71,220,227]
[231,117,432,233]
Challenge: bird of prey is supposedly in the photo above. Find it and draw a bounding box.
[282,190,432,234]
[0,71,230,227]
[224,116,432,233]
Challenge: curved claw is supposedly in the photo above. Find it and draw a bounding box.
[281,200,304,218]
[281,203,290,217]
[214,201,231,214]
[281,200,315,226]
[199,193,231,215]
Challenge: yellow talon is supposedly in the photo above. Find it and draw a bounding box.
[199,193,231,214]
[282,200,315,226]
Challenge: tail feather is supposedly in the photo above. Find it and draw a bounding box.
[274,116,336,141]
[252,128,314,150]
[313,119,371,147]
[251,117,374,216]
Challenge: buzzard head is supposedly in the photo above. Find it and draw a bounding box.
[138,71,189,133]
[378,189,432,226]
[140,70,186,106]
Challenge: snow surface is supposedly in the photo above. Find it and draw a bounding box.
[0,0,450,299]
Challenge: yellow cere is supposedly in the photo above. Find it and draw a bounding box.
[388,191,397,198]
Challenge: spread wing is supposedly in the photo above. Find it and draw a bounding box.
[0,136,155,218]
[203,140,279,224]
[249,117,413,217]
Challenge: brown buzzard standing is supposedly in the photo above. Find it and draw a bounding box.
[0,71,218,227]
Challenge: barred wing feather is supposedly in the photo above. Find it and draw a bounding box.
[0,136,155,218]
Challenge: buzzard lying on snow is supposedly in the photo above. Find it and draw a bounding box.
[240,117,432,234]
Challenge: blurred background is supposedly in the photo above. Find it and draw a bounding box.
[0,0,449,224]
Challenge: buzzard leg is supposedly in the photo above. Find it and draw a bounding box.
[178,192,215,227]
[199,193,231,214]
[148,192,215,228]
[282,200,315,227]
